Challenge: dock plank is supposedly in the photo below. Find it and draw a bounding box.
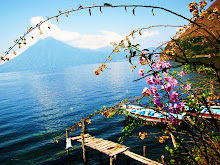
[123,150,162,165]
[70,134,162,165]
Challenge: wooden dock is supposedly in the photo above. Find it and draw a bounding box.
[70,133,129,157]
[69,133,162,165]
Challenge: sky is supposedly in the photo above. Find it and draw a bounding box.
[0,0,214,61]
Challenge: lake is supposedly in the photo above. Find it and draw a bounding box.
[0,61,172,165]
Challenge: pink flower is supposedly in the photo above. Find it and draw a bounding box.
[154,93,160,97]
[146,76,155,85]
[178,71,185,77]
[162,83,172,93]
[150,86,158,94]
[164,75,173,82]
[169,102,185,114]
[152,59,162,70]
[185,84,191,90]
[139,57,146,65]
[176,102,185,112]
[165,62,171,68]
[138,68,144,77]
[170,78,178,87]
[142,87,151,96]
[169,91,179,103]
[156,75,161,80]
[154,54,159,57]
[154,97,164,108]
[155,75,162,85]
[181,85,185,89]
[162,61,171,68]
[163,72,168,77]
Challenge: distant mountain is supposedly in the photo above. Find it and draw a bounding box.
[0,37,125,72]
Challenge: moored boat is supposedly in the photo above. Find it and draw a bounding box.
[122,104,220,122]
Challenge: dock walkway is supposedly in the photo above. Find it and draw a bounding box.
[70,133,162,165]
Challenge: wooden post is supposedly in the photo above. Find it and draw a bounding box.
[66,129,70,158]
[110,156,114,165]
[143,146,146,157]
[169,132,177,148]
[126,156,130,165]
[210,77,213,94]
[99,152,103,164]
[81,119,87,164]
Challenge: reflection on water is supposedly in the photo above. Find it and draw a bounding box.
[0,61,167,165]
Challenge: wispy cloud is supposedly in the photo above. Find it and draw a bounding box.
[27,16,125,50]
[137,31,159,38]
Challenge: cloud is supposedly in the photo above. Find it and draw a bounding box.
[176,27,183,31]
[10,16,125,53]
[28,16,160,49]
[68,31,123,49]
[137,31,159,38]
[6,16,160,62]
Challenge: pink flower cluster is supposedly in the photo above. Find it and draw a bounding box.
[146,75,162,86]
[139,57,151,65]
[140,57,190,125]
[181,84,191,90]
[142,86,158,96]
[139,50,152,65]
[142,87,151,96]
[168,102,185,114]
[169,91,179,103]
[163,72,178,87]
[154,96,164,108]
[146,76,155,85]
[178,71,185,77]
[152,59,171,70]
[161,83,172,93]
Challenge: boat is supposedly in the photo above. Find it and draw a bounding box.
[122,104,183,123]
[189,106,220,119]
[122,104,220,123]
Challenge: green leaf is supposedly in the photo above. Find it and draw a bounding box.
[152,9,154,16]
[129,56,133,65]
[133,8,135,16]
[170,159,175,163]
[195,157,200,161]
[104,3,112,6]
[131,51,136,57]
[148,54,152,60]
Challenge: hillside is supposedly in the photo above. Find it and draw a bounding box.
[182,0,220,38]
[162,0,220,69]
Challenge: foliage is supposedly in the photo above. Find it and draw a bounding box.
[172,36,220,58]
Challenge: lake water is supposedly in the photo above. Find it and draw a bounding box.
[0,61,172,165]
